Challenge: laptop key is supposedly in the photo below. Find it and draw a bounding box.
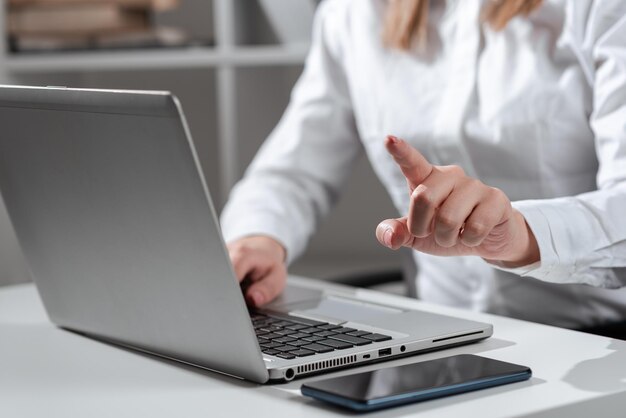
[289,332,309,339]
[317,339,354,350]
[317,324,342,331]
[262,349,280,355]
[285,324,309,331]
[335,327,356,334]
[362,333,392,342]
[259,341,283,349]
[275,329,297,336]
[266,313,327,327]
[345,330,372,337]
[273,336,296,344]
[290,349,315,357]
[300,327,321,334]
[302,335,324,342]
[286,340,310,347]
[260,326,282,333]
[273,321,295,327]
[329,334,372,346]
[301,343,334,353]
[276,353,296,360]
[313,331,338,338]
[262,332,282,340]
[274,345,298,353]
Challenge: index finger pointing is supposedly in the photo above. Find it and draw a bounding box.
[385,135,433,189]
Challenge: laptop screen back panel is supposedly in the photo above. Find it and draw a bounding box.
[0,86,268,383]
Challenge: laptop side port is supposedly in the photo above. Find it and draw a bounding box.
[378,348,392,357]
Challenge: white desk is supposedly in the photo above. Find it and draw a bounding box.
[2,277,626,417]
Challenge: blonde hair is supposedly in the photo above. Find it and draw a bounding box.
[383,0,544,50]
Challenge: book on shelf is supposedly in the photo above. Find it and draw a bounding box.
[7,0,179,12]
[8,4,149,36]
[9,27,189,52]
[6,0,194,53]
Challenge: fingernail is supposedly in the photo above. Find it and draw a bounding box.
[250,291,264,306]
[383,228,393,248]
[387,135,398,144]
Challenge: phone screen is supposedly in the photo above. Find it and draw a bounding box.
[302,354,531,409]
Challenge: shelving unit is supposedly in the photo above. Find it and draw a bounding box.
[0,0,403,285]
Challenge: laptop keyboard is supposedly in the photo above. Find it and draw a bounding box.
[251,312,392,360]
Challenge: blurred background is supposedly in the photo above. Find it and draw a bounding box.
[0,0,403,289]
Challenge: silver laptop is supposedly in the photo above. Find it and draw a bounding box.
[0,85,492,383]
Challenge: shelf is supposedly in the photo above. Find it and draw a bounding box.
[229,45,309,66]
[5,45,309,73]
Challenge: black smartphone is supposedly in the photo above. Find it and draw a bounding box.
[301,354,531,412]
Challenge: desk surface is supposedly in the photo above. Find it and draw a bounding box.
[2,278,626,418]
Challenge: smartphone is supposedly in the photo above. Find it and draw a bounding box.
[301,354,531,412]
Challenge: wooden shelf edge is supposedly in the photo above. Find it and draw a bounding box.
[5,45,309,73]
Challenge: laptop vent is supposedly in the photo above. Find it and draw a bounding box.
[297,355,357,375]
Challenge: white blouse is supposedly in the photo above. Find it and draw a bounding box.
[221,0,626,328]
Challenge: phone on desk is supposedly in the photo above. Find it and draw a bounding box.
[301,354,531,412]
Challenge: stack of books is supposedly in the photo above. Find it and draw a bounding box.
[7,0,187,52]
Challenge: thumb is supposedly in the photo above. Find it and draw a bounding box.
[376,217,414,250]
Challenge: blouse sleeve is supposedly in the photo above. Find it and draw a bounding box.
[498,1,626,288]
[219,1,361,264]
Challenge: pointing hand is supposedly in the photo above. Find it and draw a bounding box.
[375,136,539,267]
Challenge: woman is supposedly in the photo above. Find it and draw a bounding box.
[220,0,626,331]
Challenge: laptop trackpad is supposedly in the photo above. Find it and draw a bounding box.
[290,296,405,323]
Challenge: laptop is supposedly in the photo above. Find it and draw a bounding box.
[0,85,492,383]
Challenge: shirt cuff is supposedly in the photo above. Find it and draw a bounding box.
[490,200,577,283]
[220,213,305,265]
